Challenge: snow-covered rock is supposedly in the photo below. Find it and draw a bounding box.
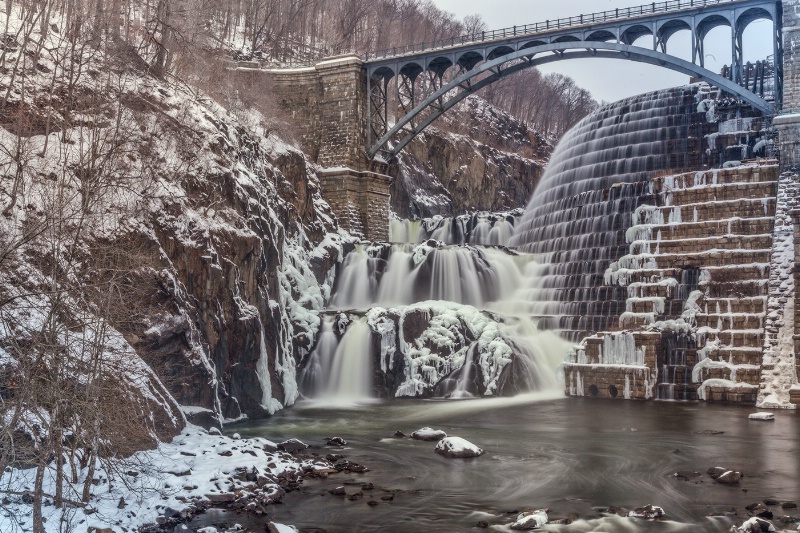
[628,504,665,519]
[0,426,331,533]
[278,439,309,453]
[268,523,299,533]
[749,412,776,421]
[394,95,551,218]
[730,517,776,532]
[509,509,549,530]
[411,427,447,441]
[715,471,742,485]
[434,436,484,458]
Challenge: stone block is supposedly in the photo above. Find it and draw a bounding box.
[319,168,390,241]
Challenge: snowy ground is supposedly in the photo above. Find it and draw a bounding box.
[0,427,331,533]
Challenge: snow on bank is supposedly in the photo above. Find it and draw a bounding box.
[0,426,326,533]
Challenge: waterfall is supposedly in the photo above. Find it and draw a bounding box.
[314,240,573,399]
[509,85,715,342]
[330,243,530,309]
[298,317,337,396]
[324,319,373,402]
[390,210,521,246]
[299,317,375,403]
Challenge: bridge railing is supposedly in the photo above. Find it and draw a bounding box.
[364,0,740,62]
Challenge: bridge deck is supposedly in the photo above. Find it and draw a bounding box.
[364,0,769,66]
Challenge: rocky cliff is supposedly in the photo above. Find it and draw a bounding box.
[391,95,552,218]
[0,22,346,448]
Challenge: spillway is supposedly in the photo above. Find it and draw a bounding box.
[509,84,768,342]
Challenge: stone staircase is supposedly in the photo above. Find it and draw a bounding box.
[565,163,782,403]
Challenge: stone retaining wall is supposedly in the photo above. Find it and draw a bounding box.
[565,164,785,405]
[233,57,391,240]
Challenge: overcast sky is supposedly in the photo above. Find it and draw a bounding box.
[432,0,774,103]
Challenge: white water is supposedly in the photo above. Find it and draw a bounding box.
[389,210,520,246]
[298,317,337,395]
[321,318,373,403]
[330,243,531,309]
[309,240,574,400]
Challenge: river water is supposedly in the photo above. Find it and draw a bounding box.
[208,396,799,532]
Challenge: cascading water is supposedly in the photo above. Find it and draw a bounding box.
[305,239,573,399]
[390,210,521,246]
[329,243,528,309]
[297,317,337,396]
[317,319,373,403]
[509,85,718,342]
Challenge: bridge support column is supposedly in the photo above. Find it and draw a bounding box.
[791,208,800,406]
[319,168,391,242]
[777,1,800,170]
[268,54,391,240]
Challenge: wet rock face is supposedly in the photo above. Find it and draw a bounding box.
[391,96,550,219]
[108,106,340,427]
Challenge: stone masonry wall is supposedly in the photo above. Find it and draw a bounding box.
[266,56,369,171]
[758,172,800,408]
[783,0,800,112]
[314,57,369,171]
[564,164,781,405]
[319,169,390,241]
[268,67,323,161]
[234,57,390,240]
[776,114,800,170]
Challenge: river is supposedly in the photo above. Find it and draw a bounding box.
[195,395,799,532]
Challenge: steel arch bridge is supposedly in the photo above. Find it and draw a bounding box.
[363,0,780,161]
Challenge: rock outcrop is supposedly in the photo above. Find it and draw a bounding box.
[391,96,551,218]
[0,29,345,442]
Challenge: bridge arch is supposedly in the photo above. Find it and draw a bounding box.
[367,41,773,160]
[620,24,654,45]
[586,30,617,43]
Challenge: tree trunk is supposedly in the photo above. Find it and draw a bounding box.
[32,461,45,533]
[152,0,172,78]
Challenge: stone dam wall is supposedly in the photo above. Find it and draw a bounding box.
[563,163,800,408]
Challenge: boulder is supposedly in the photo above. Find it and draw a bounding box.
[707,467,728,479]
[628,504,665,520]
[510,509,549,530]
[278,439,308,454]
[748,412,775,421]
[326,437,347,446]
[411,427,447,441]
[716,471,742,485]
[730,517,776,532]
[434,437,484,458]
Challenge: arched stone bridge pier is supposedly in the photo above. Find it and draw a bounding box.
[235,55,392,241]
